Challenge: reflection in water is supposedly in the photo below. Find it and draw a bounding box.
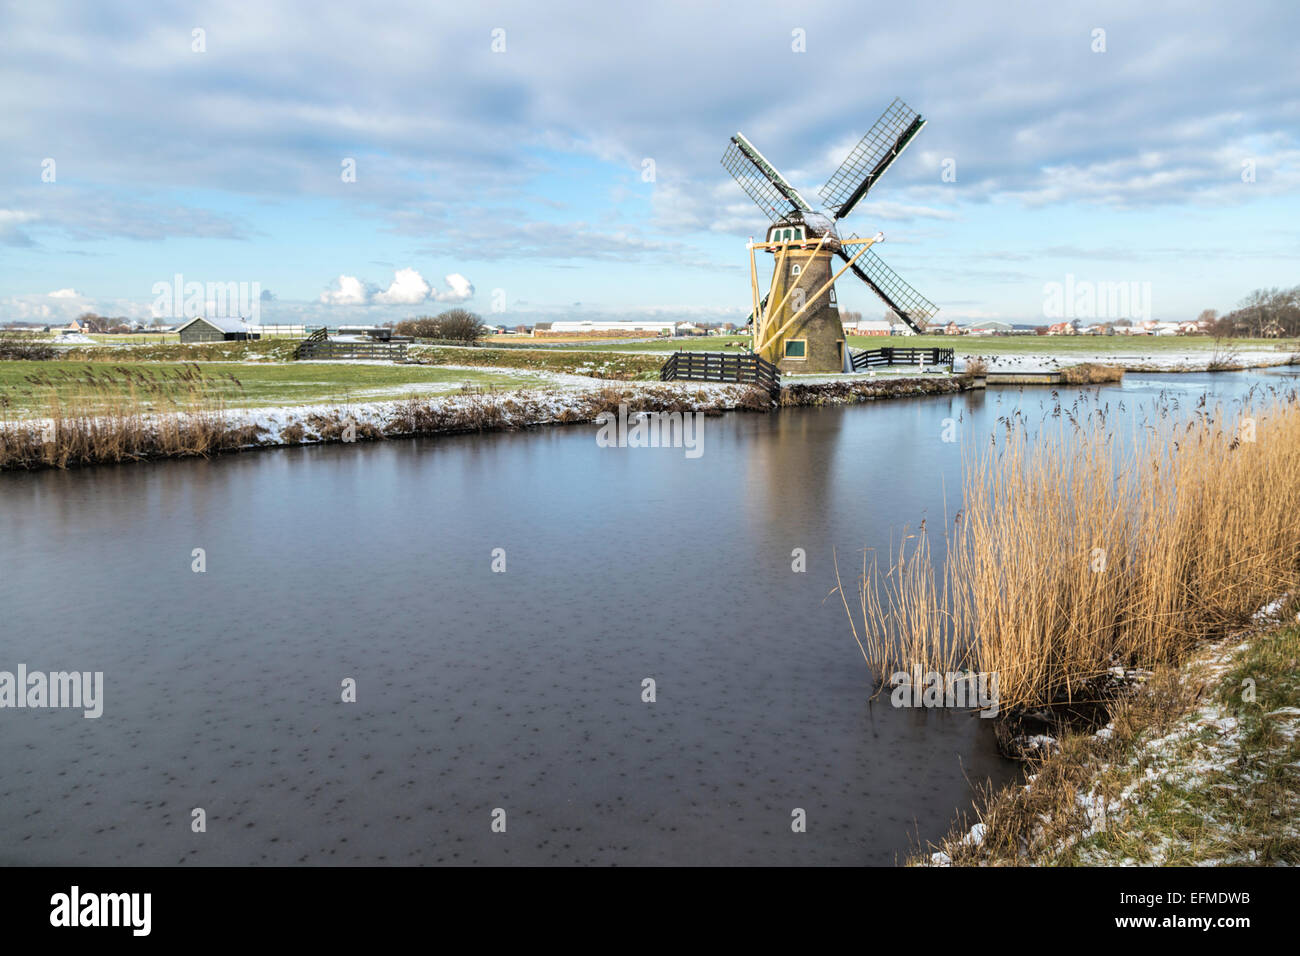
[0,370,1293,865]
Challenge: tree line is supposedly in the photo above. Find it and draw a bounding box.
[1200,286,1300,338]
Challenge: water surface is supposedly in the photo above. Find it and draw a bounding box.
[1,368,1294,865]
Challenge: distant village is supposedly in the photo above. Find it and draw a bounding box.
[10,283,1296,341]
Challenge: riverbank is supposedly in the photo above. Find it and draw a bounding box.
[923,604,1300,866]
[0,373,972,470]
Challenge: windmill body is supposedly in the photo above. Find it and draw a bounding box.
[758,224,845,372]
[722,98,939,373]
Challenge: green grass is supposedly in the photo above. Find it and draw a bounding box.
[569,337,755,352]
[1067,622,1300,865]
[0,360,543,417]
[924,613,1300,866]
[410,345,665,379]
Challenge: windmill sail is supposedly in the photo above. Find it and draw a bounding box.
[819,98,926,220]
[836,237,938,333]
[722,133,813,222]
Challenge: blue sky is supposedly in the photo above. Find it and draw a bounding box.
[1,0,1297,327]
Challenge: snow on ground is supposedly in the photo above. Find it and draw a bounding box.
[7,379,759,447]
[972,348,1298,373]
[238,379,755,442]
[930,595,1295,867]
[785,368,954,385]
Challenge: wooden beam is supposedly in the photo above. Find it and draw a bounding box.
[761,237,880,349]
[754,233,830,355]
[755,244,788,354]
[747,235,878,251]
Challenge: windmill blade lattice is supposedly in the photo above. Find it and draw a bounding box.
[819,98,926,220]
[721,134,813,222]
[836,237,938,333]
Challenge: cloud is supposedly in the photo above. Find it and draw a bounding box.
[320,275,371,305]
[10,2,1295,232]
[0,209,38,246]
[374,267,431,305]
[0,293,153,323]
[432,273,474,302]
[320,269,474,307]
[2,1,1297,323]
[47,288,80,298]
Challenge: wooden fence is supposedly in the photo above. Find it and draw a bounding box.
[849,346,954,371]
[660,351,781,394]
[294,335,407,362]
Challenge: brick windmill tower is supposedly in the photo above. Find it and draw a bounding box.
[721,98,939,372]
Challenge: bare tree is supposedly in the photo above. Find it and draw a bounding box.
[395,309,486,344]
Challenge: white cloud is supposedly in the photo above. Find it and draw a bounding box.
[47,288,80,298]
[320,274,370,305]
[431,273,474,302]
[320,269,473,306]
[374,267,432,305]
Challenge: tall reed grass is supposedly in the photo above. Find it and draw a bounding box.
[839,388,1300,712]
[0,373,258,469]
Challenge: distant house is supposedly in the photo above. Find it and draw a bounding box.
[943,321,962,335]
[175,316,261,343]
[968,320,1014,335]
[1047,322,1072,335]
[851,320,894,336]
[46,319,87,334]
[532,320,675,338]
[336,325,395,341]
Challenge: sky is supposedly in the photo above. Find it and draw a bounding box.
[1,0,1297,328]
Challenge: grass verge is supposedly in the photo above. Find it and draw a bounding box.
[921,606,1300,865]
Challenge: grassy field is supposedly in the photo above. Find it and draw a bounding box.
[410,345,665,379]
[565,333,1300,355]
[0,360,542,417]
[567,337,753,352]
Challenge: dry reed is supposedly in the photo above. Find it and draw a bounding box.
[840,389,1300,712]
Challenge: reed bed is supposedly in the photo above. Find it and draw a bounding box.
[1057,362,1124,384]
[0,373,258,469]
[840,387,1300,713]
[0,381,776,471]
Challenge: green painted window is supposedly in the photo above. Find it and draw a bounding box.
[784,340,806,358]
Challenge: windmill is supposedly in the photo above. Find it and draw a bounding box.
[721,97,939,373]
